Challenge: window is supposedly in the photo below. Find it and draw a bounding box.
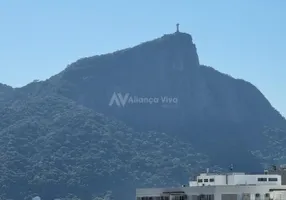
[265,193,270,197]
[268,178,278,181]
[198,179,202,183]
[257,178,267,181]
[179,195,187,200]
[210,178,215,182]
[204,179,208,182]
[255,193,260,197]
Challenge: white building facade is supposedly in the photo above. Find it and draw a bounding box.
[136,171,286,200]
[191,172,281,187]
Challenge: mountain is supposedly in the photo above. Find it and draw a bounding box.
[47,32,285,170]
[0,83,14,106]
[0,94,216,200]
[0,30,285,199]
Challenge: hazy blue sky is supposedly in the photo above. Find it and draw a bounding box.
[0,0,285,116]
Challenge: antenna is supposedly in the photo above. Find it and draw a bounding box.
[229,164,233,171]
[176,23,180,32]
[272,164,277,171]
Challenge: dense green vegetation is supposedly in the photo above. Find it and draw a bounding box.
[0,95,215,199]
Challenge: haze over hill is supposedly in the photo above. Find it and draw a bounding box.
[48,31,286,170]
[0,31,285,200]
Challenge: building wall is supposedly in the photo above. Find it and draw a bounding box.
[196,175,226,186]
[227,174,281,185]
[268,191,286,200]
[136,185,286,200]
[268,169,286,185]
[194,173,281,186]
[221,194,237,200]
[189,194,214,200]
[189,181,197,186]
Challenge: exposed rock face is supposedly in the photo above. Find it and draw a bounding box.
[45,32,285,170]
[56,32,283,124]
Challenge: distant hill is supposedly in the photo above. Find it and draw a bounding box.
[0,94,215,200]
[0,31,285,199]
[0,83,14,106]
[47,32,285,170]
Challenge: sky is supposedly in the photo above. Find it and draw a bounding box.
[0,0,285,116]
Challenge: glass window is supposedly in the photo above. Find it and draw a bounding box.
[198,179,202,183]
[204,179,208,182]
[210,178,214,182]
[268,178,278,181]
[257,178,267,181]
[265,193,270,197]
